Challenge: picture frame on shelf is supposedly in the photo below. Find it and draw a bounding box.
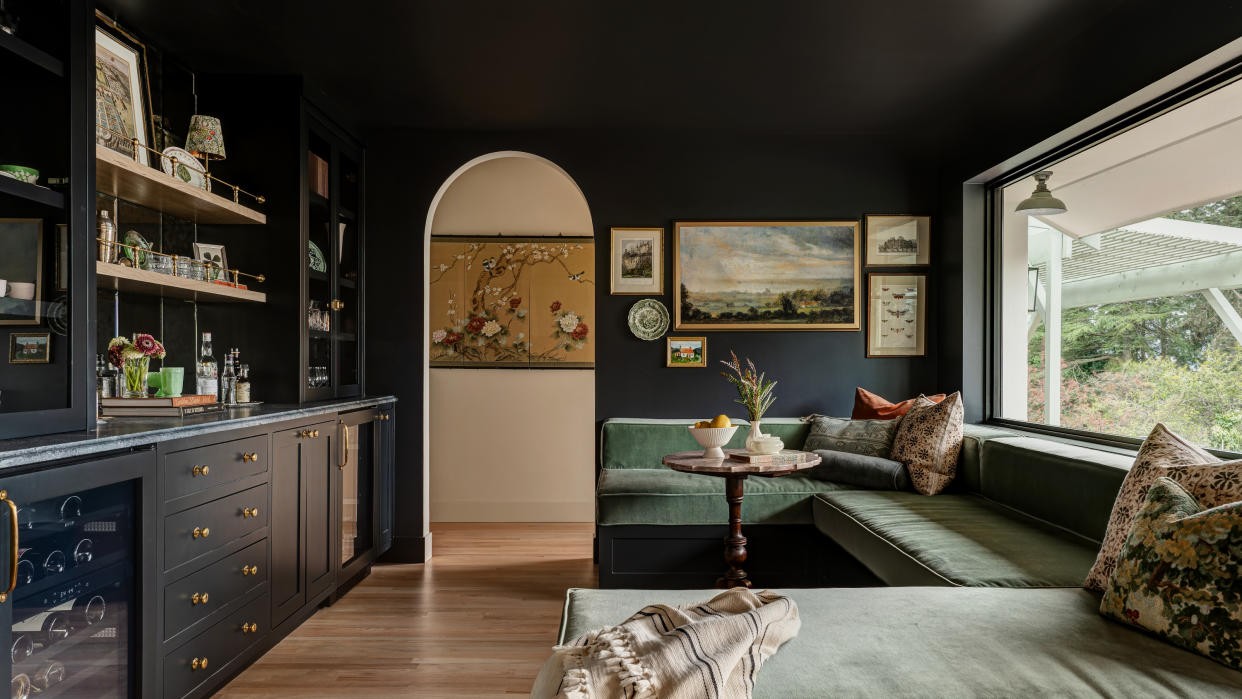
[9,332,50,364]
[867,272,927,357]
[193,242,228,282]
[674,220,861,331]
[0,218,43,325]
[865,215,930,266]
[94,12,154,167]
[666,337,706,367]
[610,227,663,295]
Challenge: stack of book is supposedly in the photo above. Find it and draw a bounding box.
[100,394,222,417]
[727,449,814,465]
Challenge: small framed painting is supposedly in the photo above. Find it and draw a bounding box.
[666,337,706,367]
[866,215,930,266]
[611,228,663,295]
[867,273,926,357]
[10,332,50,364]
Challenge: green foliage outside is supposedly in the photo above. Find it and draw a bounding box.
[1027,195,1242,451]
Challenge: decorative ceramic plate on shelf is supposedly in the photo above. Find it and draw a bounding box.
[160,147,207,190]
[628,299,670,341]
[308,241,327,273]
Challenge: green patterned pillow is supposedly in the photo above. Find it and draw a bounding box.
[1100,476,1242,669]
[802,416,901,458]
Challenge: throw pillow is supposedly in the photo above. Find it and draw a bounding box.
[1083,423,1242,592]
[851,387,946,420]
[889,392,964,495]
[808,450,912,490]
[803,416,902,457]
[1100,477,1242,670]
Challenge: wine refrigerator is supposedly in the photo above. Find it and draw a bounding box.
[1,449,155,698]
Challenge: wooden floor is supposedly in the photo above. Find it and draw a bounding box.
[217,523,597,698]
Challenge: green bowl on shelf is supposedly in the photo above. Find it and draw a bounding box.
[0,165,39,184]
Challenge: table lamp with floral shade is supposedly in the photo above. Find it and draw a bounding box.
[185,115,226,192]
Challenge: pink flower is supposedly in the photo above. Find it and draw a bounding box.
[134,334,158,354]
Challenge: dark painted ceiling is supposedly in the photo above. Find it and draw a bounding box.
[106,0,1224,138]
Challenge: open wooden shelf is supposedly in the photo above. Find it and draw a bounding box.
[0,174,64,208]
[95,146,266,224]
[96,261,266,303]
[0,31,64,76]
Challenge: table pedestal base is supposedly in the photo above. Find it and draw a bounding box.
[718,475,751,589]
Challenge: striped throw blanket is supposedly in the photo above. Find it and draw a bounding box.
[534,588,800,699]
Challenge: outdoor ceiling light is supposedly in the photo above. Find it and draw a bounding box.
[1016,170,1068,216]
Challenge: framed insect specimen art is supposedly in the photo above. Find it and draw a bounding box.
[867,273,926,357]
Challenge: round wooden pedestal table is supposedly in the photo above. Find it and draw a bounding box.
[662,449,820,589]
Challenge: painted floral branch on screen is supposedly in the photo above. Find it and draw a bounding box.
[430,241,591,363]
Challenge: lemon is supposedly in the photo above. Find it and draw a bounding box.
[710,414,731,428]
[694,420,709,428]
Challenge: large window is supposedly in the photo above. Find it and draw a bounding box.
[996,77,1242,450]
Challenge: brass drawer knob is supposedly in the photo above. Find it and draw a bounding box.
[191,592,209,605]
[299,429,310,438]
[191,657,208,671]
[192,465,210,477]
[329,298,344,311]
[242,507,260,519]
[241,622,258,633]
[311,429,320,438]
[192,526,211,539]
[242,452,259,462]
[242,564,259,576]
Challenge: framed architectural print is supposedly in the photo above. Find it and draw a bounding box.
[95,13,154,166]
[865,215,930,266]
[610,227,663,295]
[0,219,44,325]
[867,273,927,357]
[666,337,706,367]
[674,221,860,331]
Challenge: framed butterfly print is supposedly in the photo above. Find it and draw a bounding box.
[867,273,926,357]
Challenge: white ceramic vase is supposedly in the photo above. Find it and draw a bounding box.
[746,420,765,453]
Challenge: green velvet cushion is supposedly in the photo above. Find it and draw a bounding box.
[980,437,1131,542]
[952,423,1019,494]
[812,490,1099,587]
[802,416,901,457]
[1101,477,1242,670]
[600,418,810,469]
[556,587,1242,698]
[596,468,853,526]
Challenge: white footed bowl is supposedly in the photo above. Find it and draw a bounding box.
[749,436,785,455]
[688,425,739,459]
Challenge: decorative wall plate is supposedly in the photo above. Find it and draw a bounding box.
[628,299,669,341]
[308,240,327,273]
[160,147,207,190]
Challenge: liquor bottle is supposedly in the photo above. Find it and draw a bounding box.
[236,363,252,404]
[197,332,218,399]
[222,350,237,404]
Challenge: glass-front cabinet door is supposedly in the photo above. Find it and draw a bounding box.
[0,450,154,698]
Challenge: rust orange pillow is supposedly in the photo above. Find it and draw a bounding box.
[851,387,946,420]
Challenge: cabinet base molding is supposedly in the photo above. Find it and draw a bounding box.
[384,533,432,563]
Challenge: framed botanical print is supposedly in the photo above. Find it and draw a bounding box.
[610,227,662,295]
[0,219,43,325]
[95,13,154,166]
[865,215,930,266]
[9,333,50,364]
[193,243,228,281]
[674,221,860,331]
[867,273,927,357]
[666,337,706,367]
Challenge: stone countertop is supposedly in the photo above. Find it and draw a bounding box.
[0,396,396,469]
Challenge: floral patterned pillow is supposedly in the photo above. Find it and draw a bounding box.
[1084,423,1242,592]
[803,416,902,458]
[1100,477,1242,670]
[889,392,963,495]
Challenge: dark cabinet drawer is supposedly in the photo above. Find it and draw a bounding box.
[165,434,269,503]
[164,484,269,571]
[163,591,269,699]
[164,538,269,641]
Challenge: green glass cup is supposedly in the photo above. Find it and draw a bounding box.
[148,367,184,397]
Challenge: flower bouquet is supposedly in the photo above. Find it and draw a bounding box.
[108,334,166,398]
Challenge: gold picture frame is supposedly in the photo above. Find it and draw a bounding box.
[9,332,50,364]
[674,220,861,331]
[95,11,155,166]
[666,336,706,367]
[610,227,663,295]
[867,273,927,357]
[865,215,930,266]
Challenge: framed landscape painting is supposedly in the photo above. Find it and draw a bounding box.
[666,337,706,367]
[867,273,927,357]
[674,221,860,331]
[610,227,662,295]
[865,215,930,266]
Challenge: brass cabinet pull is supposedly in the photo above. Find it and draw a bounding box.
[329,298,344,311]
[192,527,211,539]
[191,592,209,605]
[312,429,319,438]
[192,465,210,477]
[191,657,208,671]
[242,564,259,576]
[1,490,16,604]
[299,429,309,438]
[242,507,260,519]
[340,422,350,471]
[241,622,258,633]
[242,452,258,462]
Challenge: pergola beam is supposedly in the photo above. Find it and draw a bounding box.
[1061,250,1242,308]
[1203,288,1242,346]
